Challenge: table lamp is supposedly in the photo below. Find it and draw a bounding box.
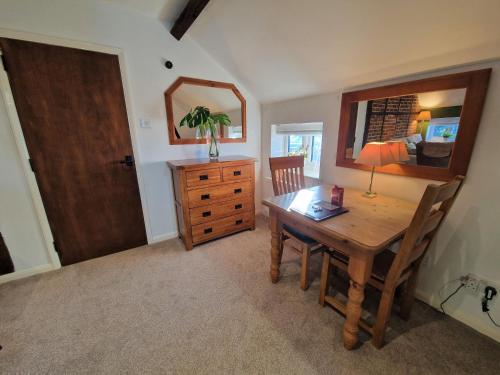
[388,141,410,162]
[416,110,431,136]
[355,142,395,198]
[416,110,431,122]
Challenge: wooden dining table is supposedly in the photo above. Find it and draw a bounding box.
[262,185,417,349]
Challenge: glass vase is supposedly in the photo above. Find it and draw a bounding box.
[208,136,219,160]
[208,127,219,160]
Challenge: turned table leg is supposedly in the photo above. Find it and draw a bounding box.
[343,254,373,350]
[269,210,283,283]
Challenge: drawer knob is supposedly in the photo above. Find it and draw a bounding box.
[235,204,242,209]
[199,174,209,180]
[235,219,243,225]
[201,194,210,200]
[234,188,242,194]
[233,170,241,176]
[204,228,213,234]
[202,211,211,217]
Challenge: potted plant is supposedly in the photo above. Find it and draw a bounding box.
[179,106,232,160]
[442,128,453,140]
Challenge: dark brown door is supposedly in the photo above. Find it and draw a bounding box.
[0,38,147,265]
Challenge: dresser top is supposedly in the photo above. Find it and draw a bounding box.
[167,155,256,170]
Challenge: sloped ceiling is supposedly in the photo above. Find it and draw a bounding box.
[188,0,500,103]
[102,0,186,22]
[104,0,500,103]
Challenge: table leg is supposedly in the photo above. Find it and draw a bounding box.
[343,253,374,350]
[269,210,283,283]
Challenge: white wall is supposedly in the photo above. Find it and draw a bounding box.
[0,86,52,273]
[261,62,500,342]
[0,0,261,278]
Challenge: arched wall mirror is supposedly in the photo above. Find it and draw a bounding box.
[165,76,246,145]
[336,69,491,181]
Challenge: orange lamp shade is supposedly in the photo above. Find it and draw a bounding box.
[416,110,431,121]
[388,141,410,162]
[355,142,395,167]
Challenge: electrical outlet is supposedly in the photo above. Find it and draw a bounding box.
[462,274,480,294]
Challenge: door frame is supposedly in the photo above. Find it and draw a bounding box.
[0,28,153,270]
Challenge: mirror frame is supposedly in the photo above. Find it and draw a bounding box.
[336,69,491,181]
[165,76,247,145]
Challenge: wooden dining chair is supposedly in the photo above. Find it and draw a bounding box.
[319,175,464,348]
[269,155,326,290]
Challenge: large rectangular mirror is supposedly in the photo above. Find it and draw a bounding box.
[336,69,491,180]
[165,77,246,144]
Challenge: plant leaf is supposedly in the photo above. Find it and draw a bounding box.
[211,113,232,127]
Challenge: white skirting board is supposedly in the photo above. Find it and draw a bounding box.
[0,231,177,285]
[149,207,263,244]
[0,263,58,285]
[0,232,178,285]
[1,246,497,343]
[150,231,179,244]
[415,289,500,343]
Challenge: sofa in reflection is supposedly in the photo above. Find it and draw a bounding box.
[392,134,423,165]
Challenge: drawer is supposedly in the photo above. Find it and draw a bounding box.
[185,168,221,188]
[222,164,253,182]
[189,197,253,225]
[188,181,252,208]
[192,212,254,243]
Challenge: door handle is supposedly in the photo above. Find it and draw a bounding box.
[119,155,134,167]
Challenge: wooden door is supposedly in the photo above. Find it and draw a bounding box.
[0,38,147,266]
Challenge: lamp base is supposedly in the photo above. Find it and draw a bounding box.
[362,191,377,199]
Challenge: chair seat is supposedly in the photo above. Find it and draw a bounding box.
[331,249,395,282]
[283,225,318,245]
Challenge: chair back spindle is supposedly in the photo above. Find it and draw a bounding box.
[384,176,464,287]
[269,156,306,196]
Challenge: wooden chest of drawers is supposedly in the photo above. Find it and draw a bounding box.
[167,156,256,250]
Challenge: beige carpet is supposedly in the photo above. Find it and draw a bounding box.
[1,216,499,374]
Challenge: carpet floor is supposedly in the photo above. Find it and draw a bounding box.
[1,216,499,374]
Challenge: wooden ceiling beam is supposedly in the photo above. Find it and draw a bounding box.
[170,0,210,41]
